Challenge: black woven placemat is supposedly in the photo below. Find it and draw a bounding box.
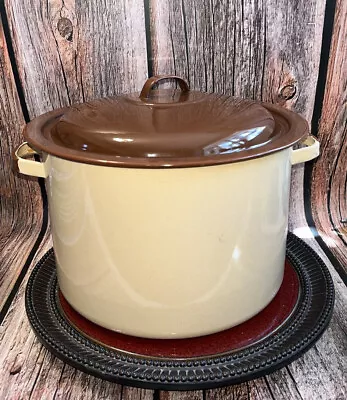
[25,233,334,390]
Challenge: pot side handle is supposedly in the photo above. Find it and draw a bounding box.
[291,136,320,165]
[13,142,48,178]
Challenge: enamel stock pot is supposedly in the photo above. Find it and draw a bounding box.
[14,76,319,339]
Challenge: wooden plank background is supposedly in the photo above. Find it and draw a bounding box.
[0,14,45,314]
[0,0,346,399]
[311,0,347,277]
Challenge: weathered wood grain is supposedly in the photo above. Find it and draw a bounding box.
[205,379,275,399]
[288,313,347,400]
[311,0,347,275]
[160,392,203,400]
[149,0,325,120]
[5,0,149,117]
[0,15,44,312]
[0,229,52,399]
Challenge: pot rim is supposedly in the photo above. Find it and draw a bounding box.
[24,103,308,169]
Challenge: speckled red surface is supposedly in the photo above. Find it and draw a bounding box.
[59,259,299,358]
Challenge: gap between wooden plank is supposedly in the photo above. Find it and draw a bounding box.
[309,0,347,282]
[304,0,347,284]
[0,189,49,324]
[0,1,30,121]
[0,3,47,318]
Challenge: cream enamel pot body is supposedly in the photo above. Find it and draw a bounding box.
[14,77,320,338]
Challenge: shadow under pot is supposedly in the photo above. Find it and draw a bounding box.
[14,75,319,339]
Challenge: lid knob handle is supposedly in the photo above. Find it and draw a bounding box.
[139,75,190,99]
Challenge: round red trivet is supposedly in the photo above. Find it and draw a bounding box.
[25,233,334,390]
[58,259,299,358]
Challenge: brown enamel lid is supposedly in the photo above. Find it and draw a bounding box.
[24,76,309,168]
